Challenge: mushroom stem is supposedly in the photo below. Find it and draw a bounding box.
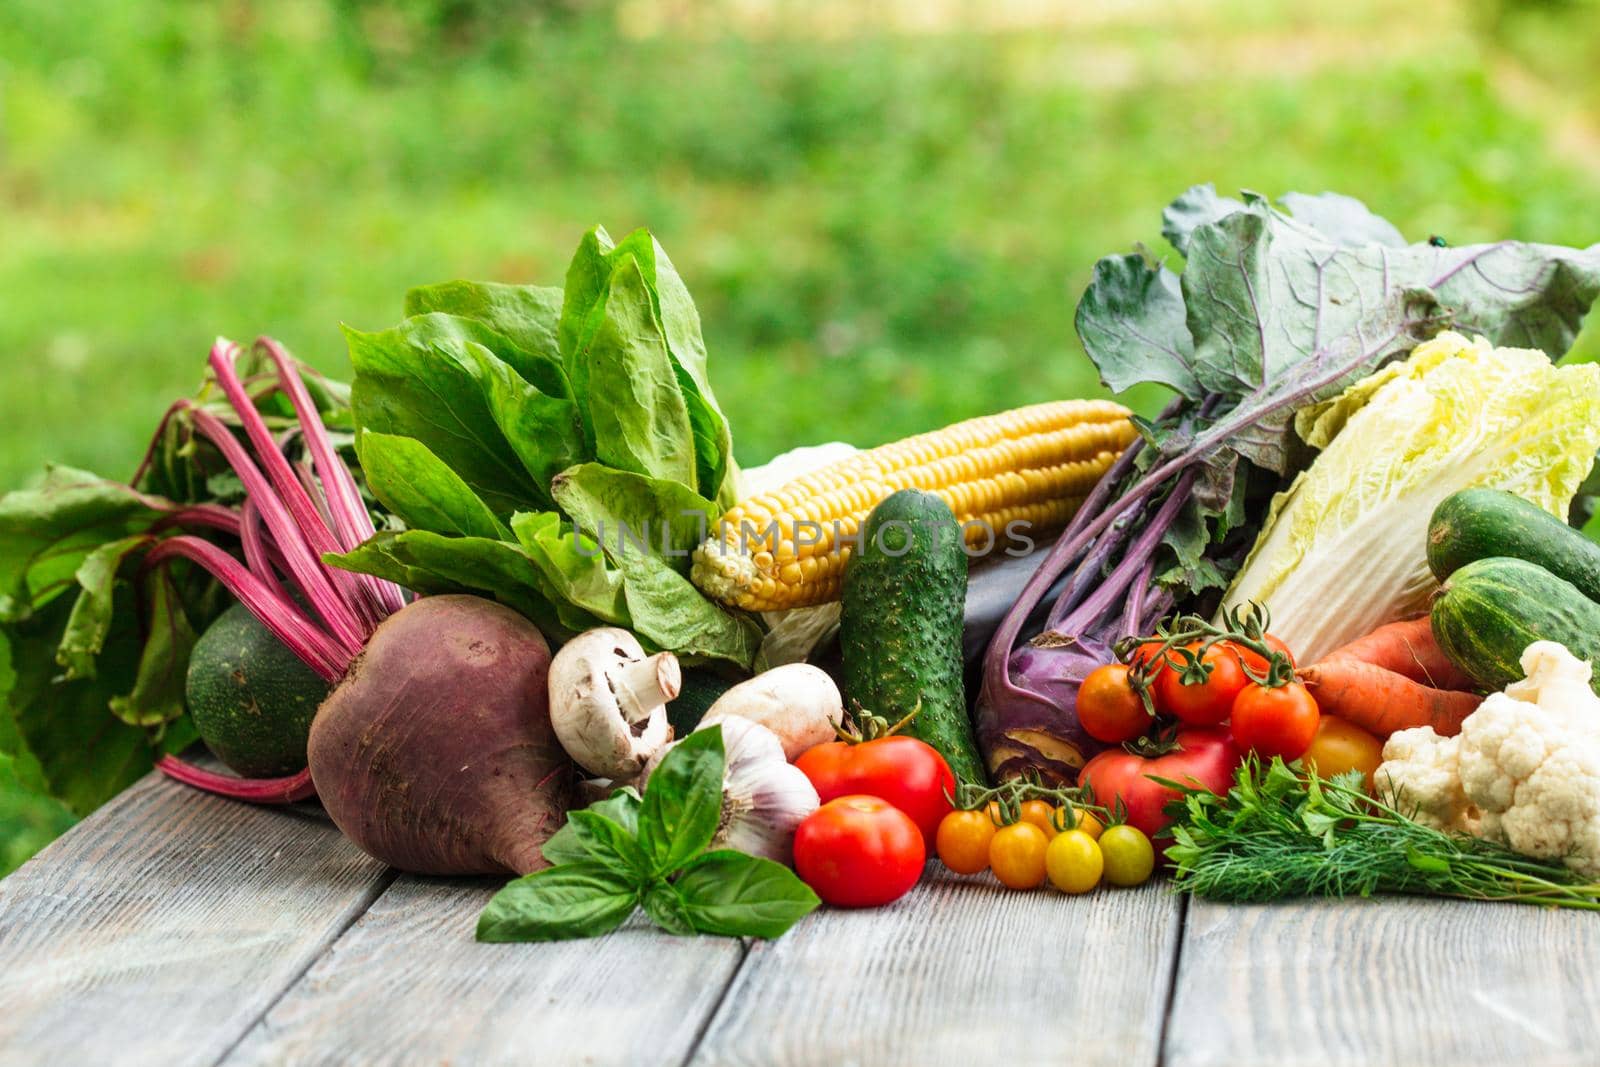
[611,652,682,724]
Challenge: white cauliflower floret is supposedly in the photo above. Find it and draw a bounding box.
[1378,640,1600,877]
[1376,727,1470,831]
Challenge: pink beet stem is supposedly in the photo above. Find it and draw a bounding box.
[256,337,406,619]
[206,341,373,647]
[145,536,346,681]
[155,756,316,804]
[182,401,365,661]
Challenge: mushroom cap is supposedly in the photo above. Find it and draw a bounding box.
[548,628,678,780]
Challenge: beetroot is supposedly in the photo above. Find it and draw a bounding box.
[145,338,572,875]
[310,596,567,875]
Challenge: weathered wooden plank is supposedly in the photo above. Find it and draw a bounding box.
[222,876,747,1067]
[1165,897,1600,1067]
[688,866,1181,1067]
[0,770,390,1067]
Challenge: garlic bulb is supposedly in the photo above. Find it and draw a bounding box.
[642,716,819,865]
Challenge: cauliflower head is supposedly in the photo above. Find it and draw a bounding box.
[1377,641,1600,876]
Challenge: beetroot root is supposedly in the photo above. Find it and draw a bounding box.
[308,595,571,876]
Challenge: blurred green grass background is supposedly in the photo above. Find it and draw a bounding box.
[3,0,1599,491]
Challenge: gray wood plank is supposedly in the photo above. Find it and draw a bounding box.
[0,769,390,1067]
[221,876,747,1067]
[688,865,1182,1067]
[1165,897,1600,1067]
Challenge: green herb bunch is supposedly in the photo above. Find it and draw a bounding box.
[1165,757,1600,909]
[478,725,819,942]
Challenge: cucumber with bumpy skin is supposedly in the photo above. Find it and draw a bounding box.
[1428,489,1600,603]
[187,602,329,777]
[668,668,741,737]
[841,489,985,783]
[1430,556,1600,694]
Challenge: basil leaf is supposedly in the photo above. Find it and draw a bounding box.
[355,433,511,541]
[476,861,639,943]
[542,792,648,874]
[675,850,821,939]
[637,726,724,876]
[640,880,695,936]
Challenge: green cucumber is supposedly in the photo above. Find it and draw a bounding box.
[187,602,330,777]
[1428,489,1600,603]
[1430,556,1600,694]
[840,489,984,783]
[669,667,742,737]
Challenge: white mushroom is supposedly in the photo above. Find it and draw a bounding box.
[548,628,680,781]
[698,663,844,761]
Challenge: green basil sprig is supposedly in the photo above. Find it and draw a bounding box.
[477,726,819,942]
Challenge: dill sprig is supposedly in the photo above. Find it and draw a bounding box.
[1164,758,1600,909]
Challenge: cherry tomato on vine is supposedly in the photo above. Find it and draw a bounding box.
[795,735,955,847]
[1066,806,1104,840]
[1018,799,1061,840]
[1045,829,1104,894]
[1230,682,1320,761]
[989,822,1049,889]
[1099,825,1156,887]
[794,795,925,908]
[1155,643,1250,726]
[1079,663,1151,743]
[1300,714,1382,791]
[1128,639,1177,690]
[1231,633,1298,675]
[936,809,996,875]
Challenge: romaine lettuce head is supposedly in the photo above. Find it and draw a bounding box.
[1222,331,1600,662]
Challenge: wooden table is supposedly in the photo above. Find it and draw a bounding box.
[3,769,1597,1067]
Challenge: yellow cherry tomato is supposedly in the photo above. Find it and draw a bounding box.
[1099,824,1156,887]
[936,809,996,875]
[1301,714,1384,793]
[1018,799,1059,840]
[1045,829,1104,894]
[988,822,1049,889]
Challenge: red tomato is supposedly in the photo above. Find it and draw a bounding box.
[1078,663,1151,743]
[1232,634,1297,676]
[1078,726,1240,837]
[1128,639,1177,690]
[794,795,925,908]
[795,736,955,847]
[1155,643,1249,726]
[1230,682,1320,761]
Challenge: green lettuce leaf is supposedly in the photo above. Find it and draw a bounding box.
[582,256,698,489]
[403,280,564,365]
[356,432,511,541]
[552,464,760,664]
[345,314,584,514]
[337,227,755,665]
[1222,332,1600,661]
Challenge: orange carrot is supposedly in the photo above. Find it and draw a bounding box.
[1322,615,1477,691]
[1299,660,1482,738]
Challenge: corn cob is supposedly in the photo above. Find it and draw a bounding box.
[691,399,1136,611]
